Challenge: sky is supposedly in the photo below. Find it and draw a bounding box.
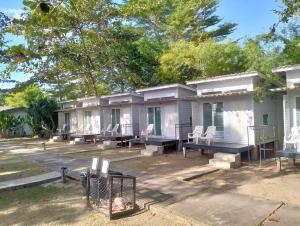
[0,0,283,90]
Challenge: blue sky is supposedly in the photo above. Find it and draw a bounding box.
[0,0,282,89]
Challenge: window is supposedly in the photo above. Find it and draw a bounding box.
[112,109,121,132]
[263,114,269,125]
[203,102,224,137]
[148,107,161,136]
[84,111,92,132]
[64,113,70,132]
[296,97,300,126]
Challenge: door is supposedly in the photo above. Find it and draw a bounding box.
[148,107,162,136]
[203,102,224,138]
[84,111,92,133]
[296,97,300,126]
[112,109,121,132]
[64,113,70,132]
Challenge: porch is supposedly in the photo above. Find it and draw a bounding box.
[183,142,254,161]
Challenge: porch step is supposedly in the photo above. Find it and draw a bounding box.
[70,138,84,145]
[50,135,63,142]
[141,145,164,156]
[214,153,241,163]
[209,159,236,170]
[97,140,118,150]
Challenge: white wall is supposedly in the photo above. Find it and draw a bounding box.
[143,102,179,139]
[101,106,135,135]
[62,102,76,109]
[120,106,132,135]
[81,98,100,108]
[109,96,132,104]
[143,88,177,100]
[285,89,300,130]
[57,111,77,133]
[192,95,255,144]
[286,69,300,88]
[196,77,254,95]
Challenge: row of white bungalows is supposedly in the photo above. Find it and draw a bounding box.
[56,71,285,161]
[57,84,195,141]
[185,71,284,160]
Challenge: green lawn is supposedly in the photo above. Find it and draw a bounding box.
[0,161,48,182]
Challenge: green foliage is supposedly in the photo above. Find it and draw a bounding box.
[0,0,299,101]
[158,39,247,83]
[27,97,58,138]
[5,85,45,108]
[0,113,24,137]
[275,0,300,23]
[122,0,236,42]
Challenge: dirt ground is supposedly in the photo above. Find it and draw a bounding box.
[0,182,185,226]
[114,151,209,174]
[2,138,300,218]
[185,159,300,207]
[68,147,142,160]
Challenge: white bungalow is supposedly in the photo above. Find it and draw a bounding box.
[272,64,300,140]
[57,99,78,133]
[57,97,107,135]
[100,92,144,136]
[136,84,196,140]
[186,71,284,158]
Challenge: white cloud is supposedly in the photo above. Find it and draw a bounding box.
[0,8,24,19]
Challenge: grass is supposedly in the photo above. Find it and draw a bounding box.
[0,182,185,226]
[0,161,47,182]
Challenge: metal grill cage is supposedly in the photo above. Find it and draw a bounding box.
[88,173,136,219]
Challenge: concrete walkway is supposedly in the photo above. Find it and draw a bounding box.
[0,171,61,192]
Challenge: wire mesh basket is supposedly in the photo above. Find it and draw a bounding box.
[87,172,136,219]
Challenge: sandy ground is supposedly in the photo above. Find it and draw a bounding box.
[2,138,300,212]
[68,147,142,160]
[187,159,300,207]
[0,181,185,226]
[115,151,209,174]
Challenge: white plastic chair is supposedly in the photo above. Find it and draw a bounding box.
[85,124,93,134]
[188,126,203,144]
[141,124,154,140]
[100,124,112,135]
[106,124,119,136]
[200,126,216,145]
[285,127,300,151]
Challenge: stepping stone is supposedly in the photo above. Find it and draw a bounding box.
[0,172,61,192]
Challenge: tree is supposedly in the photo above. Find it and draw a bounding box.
[122,0,236,43]
[158,39,247,84]
[275,0,300,23]
[4,0,143,95]
[27,97,58,138]
[5,85,45,108]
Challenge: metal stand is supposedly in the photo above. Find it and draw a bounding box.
[247,125,276,166]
